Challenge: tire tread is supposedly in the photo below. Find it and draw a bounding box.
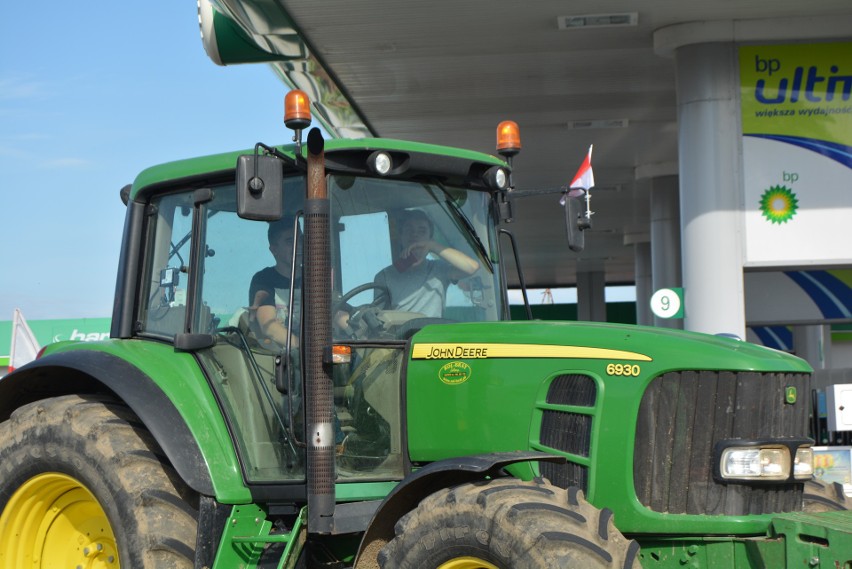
[378,478,641,569]
[0,394,198,569]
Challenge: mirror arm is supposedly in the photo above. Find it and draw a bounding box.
[255,142,303,171]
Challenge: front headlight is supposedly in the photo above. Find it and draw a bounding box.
[720,446,790,480]
[714,439,813,484]
[794,447,814,480]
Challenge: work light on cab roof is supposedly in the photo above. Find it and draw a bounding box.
[367,151,393,176]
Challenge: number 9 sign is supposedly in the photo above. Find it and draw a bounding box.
[650,288,684,319]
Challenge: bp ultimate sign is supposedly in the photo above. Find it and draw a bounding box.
[739,42,852,268]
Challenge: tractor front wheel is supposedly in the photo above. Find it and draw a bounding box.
[378,477,641,569]
[0,394,199,569]
[802,479,849,512]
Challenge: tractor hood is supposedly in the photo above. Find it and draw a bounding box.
[404,320,810,465]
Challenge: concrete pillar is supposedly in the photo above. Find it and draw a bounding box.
[650,175,683,329]
[675,42,746,339]
[634,242,653,326]
[577,270,606,322]
[793,325,830,370]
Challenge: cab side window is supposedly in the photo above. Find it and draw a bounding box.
[139,193,194,337]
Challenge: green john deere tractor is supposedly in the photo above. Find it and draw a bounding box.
[1,95,850,569]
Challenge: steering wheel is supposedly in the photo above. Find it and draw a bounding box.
[337,282,391,310]
[334,282,392,339]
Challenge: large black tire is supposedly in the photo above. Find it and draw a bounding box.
[377,478,641,569]
[802,479,850,512]
[0,394,199,568]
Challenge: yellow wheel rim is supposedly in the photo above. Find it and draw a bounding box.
[0,472,120,568]
[439,557,501,569]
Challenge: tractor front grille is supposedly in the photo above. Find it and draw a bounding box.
[633,371,810,515]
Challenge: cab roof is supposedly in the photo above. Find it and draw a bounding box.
[129,137,506,201]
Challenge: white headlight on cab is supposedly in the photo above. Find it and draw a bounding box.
[368,151,393,176]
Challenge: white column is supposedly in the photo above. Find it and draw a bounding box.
[675,42,746,339]
[793,325,829,370]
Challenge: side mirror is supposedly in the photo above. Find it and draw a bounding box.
[236,154,284,220]
[564,195,589,252]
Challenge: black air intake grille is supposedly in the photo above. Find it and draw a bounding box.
[541,461,588,492]
[634,371,810,515]
[537,374,597,492]
[546,374,597,407]
[540,411,592,457]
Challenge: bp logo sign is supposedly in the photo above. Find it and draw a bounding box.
[759,185,799,224]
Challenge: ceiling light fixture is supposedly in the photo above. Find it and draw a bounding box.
[567,119,629,130]
[557,13,638,30]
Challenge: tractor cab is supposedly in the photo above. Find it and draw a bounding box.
[133,122,509,489]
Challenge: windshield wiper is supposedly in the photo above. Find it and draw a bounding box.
[432,185,494,273]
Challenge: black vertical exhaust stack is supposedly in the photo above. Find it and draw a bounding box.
[304,127,335,533]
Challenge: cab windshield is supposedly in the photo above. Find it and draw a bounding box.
[331,175,504,341]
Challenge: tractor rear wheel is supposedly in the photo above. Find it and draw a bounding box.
[0,394,199,568]
[377,477,641,569]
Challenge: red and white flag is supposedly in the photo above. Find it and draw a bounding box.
[9,308,40,373]
[569,144,594,192]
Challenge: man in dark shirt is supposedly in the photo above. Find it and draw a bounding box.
[249,218,301,349]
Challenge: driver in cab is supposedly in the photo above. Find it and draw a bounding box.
[373,209,479,318]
